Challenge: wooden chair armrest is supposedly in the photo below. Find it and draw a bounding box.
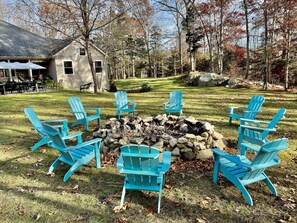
[244,110,262,114]
[240,118,270,125]
[212,148,252,170]
[163,101,169,109]
[85,108,101,114]
[239,125,276,132]
[68,138,102,150]
[239,143,260,155]
[42,119,68,124]
[128,102,136,109]
[230,106,247,109]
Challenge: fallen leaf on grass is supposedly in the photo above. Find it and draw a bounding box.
[18,205,25,216]
[165,181,173,189]
[113,206,121,213]
[46,172,55,177]
[33,213,41,222]
[16,187,25,192]
[26,172,35,177]
[196,218,206,223]
[114,217,128,223]
[146,213,153,218]
[71,184,79,193]
[73,214,89,222]
[113,202,128,213]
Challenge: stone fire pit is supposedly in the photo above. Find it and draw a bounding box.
[93,115,227,161]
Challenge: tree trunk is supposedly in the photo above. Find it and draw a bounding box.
[132,57,135,78]
[218,0,224,75]
[243,0,250,79]
[85,40,98,93]
[263,0,268,90]
[285,30,291,91]
[190,48,195,72]
[268,13,276,83]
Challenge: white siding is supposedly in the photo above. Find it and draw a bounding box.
[53,40,109,91]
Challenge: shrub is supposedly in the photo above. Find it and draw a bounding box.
[140,82,152,92]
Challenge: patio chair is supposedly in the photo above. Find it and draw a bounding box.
[212,138,288,206]
[237,108,286,149]
[24,107,69,151]
[113,90,136,119]
[229,95,265,126]
[163,90,185,115]
[117,144,172,213]
[41,123,102,182]
[68,96,101,131]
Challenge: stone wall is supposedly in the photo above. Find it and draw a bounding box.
[93,115,228,161]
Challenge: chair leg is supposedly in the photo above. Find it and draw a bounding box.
[263,173,277,196]
[49,158,62,173]
[213,155,220,184]
[236,182,253,206]
[32,137,50,151]
[228,116,232,126]
[97,118,100,126]
[84,122,89,131]
[157,187,163,214]
[95,145,101,169]
[63,162,82,182]
[237,127,244,150]
[120,185,126,209]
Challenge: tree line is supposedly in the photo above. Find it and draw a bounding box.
[1,0,296,92]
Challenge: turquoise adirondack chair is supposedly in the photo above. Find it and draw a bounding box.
[229,95,265,126]
[24,107,69,151]
[116,144,171,213]
[212,138,288,206]
[41,123,102,182]
[113,91,136,119]
[163,90,185,115]
[237,108,286,148]
[68,96,101,131]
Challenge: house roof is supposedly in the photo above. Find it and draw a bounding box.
[0,20,104,60]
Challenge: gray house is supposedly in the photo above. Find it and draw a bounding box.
[0,20,109,91]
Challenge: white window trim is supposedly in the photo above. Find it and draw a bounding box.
[93,60,103,74]
[62,60,74,75]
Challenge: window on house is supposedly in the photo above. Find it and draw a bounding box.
[94,61,102,73]
[79,48,86,56]
[63,61,74,75]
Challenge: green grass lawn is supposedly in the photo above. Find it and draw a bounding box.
[0,76,296,222]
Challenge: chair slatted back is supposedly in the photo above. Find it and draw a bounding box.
[24,108,45,137]
[243,138,288,180]
[262,108,286,138]
[115,91,129,109]
[68,97,86,120]
[244,96,265,119]
[121,144,160,187]
[41,123,74,162]
[170,90,182,108]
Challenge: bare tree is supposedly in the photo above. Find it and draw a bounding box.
[20,0,135,92]
[243,0,250,79]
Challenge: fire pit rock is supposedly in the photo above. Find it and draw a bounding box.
[93,115,227,161]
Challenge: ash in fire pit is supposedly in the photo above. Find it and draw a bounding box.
[93,115,227,160]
